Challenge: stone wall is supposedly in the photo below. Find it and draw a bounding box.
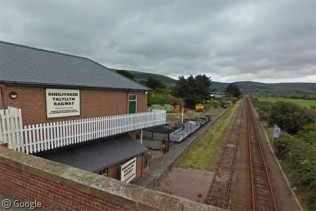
[0,146,220,210]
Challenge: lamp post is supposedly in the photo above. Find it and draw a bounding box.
[180,101,185,123]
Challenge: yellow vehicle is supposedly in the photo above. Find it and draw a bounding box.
[195,103,204,112]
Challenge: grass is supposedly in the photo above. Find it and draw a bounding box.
[177,101,240,170]
[162,188,173,194]
[258,97,316,108]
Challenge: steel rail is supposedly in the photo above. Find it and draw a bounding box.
[246,99,256,210]
[248,99,278,210]
[246,98,278,211]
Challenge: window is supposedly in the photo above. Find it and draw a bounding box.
[98,168,107,176]
[129,94,136,101]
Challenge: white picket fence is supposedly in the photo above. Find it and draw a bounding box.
[0,107,166,154]
[0,107,24,149]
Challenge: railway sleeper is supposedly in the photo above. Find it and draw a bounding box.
[255,183,270,190]
[255,190,271,197]
[253,174,268,179]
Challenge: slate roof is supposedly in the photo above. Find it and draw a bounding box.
[144,125,175,134]
[38,134,147,172]
[0,41,149,91]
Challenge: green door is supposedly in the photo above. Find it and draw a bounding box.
[129,101,136,114]
[129,94,137,114]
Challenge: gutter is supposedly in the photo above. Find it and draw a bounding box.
[0,81,151,92]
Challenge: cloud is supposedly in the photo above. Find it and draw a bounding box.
[0,0,315,83]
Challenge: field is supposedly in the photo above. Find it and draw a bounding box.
[258,97,316,108]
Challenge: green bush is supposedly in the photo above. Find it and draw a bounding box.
[251,98,273,121]
[268,102,310,134]
[274,133,316,210]
[295,123,316,147]
[209,100,220,108]
[148,93,180,105]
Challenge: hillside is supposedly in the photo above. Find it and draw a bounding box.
[213,81,316,97]
[111,69,316,97]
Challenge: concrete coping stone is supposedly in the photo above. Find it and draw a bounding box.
[0,146,222,210]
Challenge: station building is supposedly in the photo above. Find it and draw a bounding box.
[0,41,166,182]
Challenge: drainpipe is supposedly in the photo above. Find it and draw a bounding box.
[0,86,5,109]
[127,89,130,114]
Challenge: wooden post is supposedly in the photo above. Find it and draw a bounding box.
[181,107,184,123]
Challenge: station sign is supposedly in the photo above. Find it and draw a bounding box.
[120,157,137,183]
[46,89,80,118]
[273,125,281,139]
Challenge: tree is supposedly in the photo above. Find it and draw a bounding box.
[146,77,166,89]
[172,76,188,98]
[116,70,134,79]
[225,83,242,98]
[173,74,212,107]
[196,74,212,98]
[268,102,309,134]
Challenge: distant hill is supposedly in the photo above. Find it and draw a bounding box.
[111,69,316,97]
[212,81,316,97]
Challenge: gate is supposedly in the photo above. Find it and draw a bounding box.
[0,107,24,150]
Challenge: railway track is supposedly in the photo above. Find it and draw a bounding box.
[204,100,244,209]
[245,98,278,210]
[205,97,279,210]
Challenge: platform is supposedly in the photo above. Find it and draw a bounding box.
[132,108,229,187]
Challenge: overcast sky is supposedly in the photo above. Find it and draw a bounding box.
[0,0,315,83]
